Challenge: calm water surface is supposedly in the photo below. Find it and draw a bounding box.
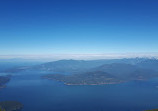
[1,72,158,111]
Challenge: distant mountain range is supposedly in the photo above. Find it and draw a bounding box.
[93,63,158,80]
[136,59,158,71]
[6,58,157,73]
[5,58,158,85]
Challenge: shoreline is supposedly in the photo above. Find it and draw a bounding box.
[43,77,124,86]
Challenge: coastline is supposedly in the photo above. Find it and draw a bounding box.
[43,76,124,86]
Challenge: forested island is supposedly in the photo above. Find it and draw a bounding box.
[43,71,124,85]
[0,101,23,111]
[42,61,158,85]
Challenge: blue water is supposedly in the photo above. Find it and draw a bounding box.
[1,72,158,111]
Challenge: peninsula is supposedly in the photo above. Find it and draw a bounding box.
[0,76,10,89]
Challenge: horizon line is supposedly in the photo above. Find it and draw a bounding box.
[0,53,158,60]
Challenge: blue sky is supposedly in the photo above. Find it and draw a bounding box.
[0,0,158,58]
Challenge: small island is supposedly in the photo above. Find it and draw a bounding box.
[0,101,23,111]
[42,71,123,85]
[0,76,10,89]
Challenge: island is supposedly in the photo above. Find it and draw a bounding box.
[42,62,158,85]
[0,101,23,111]
[0,76,10,89]
[42,71,123,85]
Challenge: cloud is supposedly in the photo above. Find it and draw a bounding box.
[0,53,158,61]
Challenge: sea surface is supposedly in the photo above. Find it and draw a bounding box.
[1,72,158,111]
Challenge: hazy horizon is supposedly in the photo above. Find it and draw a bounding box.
[0,53,158,61]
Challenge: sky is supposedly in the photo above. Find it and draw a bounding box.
[0,0,158,59]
